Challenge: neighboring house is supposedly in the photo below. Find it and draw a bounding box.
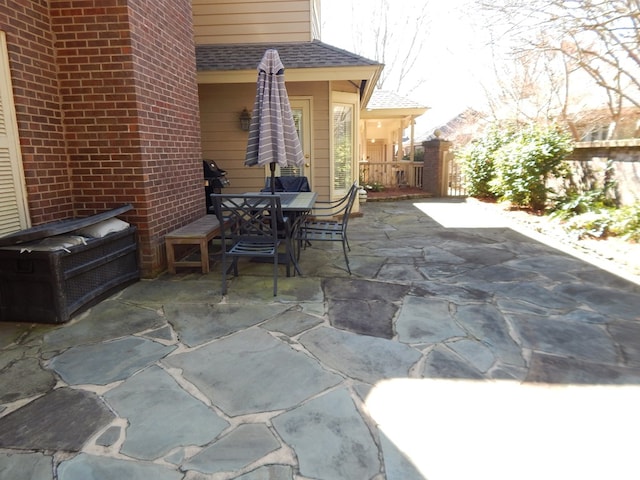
[359,90,427,188]
[418,105,640,146]
[0,0,382,277]
[568,106,640,141]
[361,90,427,164]
[416,108,487,148]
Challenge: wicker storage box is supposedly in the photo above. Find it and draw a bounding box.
[0,206,139,324]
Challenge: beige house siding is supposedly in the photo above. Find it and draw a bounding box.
[193,0,314,45]
[199,81,331,197]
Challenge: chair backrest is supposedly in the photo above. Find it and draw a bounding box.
[210,194,283,245]
[332,182,358,217]
[339,182,359,232]
[312,181,358,217]
[262,176,311,193]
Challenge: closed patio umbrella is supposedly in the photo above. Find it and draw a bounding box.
[244,49,305,194]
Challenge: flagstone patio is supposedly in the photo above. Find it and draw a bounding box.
[1,199,639,480]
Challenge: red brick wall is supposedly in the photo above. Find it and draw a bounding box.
[126,0,204,273]
[1,0,74,222]
[2,0,202,276]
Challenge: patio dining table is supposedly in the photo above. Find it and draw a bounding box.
[253,191,317,212]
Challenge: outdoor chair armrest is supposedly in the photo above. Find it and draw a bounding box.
[307,182,358,220]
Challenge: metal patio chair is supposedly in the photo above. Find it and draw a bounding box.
[298,182,359,274]
[210,194,293,296]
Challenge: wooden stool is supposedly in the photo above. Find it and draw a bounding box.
[165,216,222,274]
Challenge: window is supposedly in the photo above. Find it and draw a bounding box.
[333,104,352,191]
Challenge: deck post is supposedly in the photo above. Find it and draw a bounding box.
[422,136,452,197]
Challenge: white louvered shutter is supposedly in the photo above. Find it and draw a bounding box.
[0,31,30,235]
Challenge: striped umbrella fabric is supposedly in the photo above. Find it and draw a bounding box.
[244,49,305,171]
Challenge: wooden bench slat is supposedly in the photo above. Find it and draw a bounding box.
[166,217,221,238]
[165,216,225,274]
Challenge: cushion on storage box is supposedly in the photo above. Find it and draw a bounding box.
[0,235,88,253]
[75,218,130,238]
[21,235,87,253]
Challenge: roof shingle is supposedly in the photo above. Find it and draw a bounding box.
[366,90,427,110]
[196,40,381,71]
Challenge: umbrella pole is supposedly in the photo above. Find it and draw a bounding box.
[270,162,276,194]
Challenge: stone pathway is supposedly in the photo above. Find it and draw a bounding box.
[1,199,640,480]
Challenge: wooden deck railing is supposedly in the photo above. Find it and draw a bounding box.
[359,161,424,188]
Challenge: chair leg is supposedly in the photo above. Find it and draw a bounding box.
[232,257,239,276]
[284,247,291,278]
[286,238,302,276]
[221,254,228,295]
[342,239,351,274]
[221,256,240,295]
[273,256,278,296]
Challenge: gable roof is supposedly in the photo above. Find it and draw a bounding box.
[366,90,427,110]
[415,108,486,144]
[196,40,383,105]
[361,90,428,119]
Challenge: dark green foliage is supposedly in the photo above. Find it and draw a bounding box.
[611,204,640,241]
[461,122,573,210]
[549,188,615,220]
[458,124,516,198]
[490,124,573,210]
[563,203,640,241]
[461,121,639,242]
[550,159,618,219]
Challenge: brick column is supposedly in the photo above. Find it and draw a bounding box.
[422,138,452,197]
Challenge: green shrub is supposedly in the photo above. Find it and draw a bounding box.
[490,124,573,211]
[459,124,515,198]
[564,210,613,239]
[610,204,640,242]
[550,159,618,220]
[560,203,640,242]
[549,187,614,220]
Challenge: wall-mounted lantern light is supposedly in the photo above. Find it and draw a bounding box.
[239,108,251,131]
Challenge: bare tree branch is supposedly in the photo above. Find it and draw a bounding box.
[346,0,433,94]
[477,0,640,137]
